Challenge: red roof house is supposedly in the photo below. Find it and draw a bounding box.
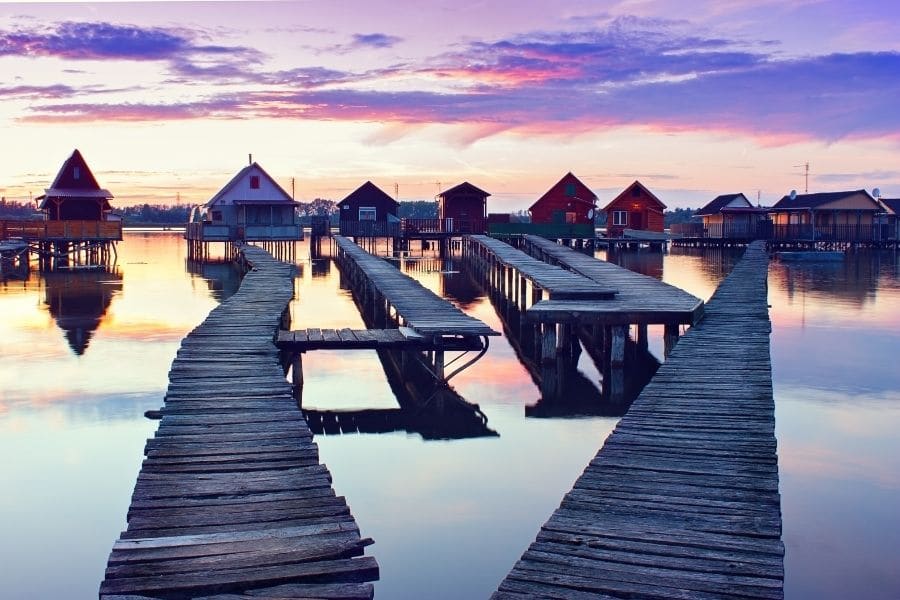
[602,181,666,237]
[529,172,597,225]
[437,182,489,233]
[37,149,113,221]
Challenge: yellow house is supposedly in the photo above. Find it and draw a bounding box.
[770,190,882,241]
[695,193,768,239]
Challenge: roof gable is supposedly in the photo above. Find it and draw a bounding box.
[204,162,295,207]
[601,180,666,212]
[440,181,490,198]
[529,172,597,211]
[49,149,102,191]
[696,193,750,216]
[338,181,399,208]
[772,189,878,210]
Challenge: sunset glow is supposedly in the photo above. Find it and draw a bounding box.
[2,1,899,211]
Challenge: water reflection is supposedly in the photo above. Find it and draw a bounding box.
[295,256,496,440]
[43,267,123,355]
[186,260,243,301]
[604,248,665,279]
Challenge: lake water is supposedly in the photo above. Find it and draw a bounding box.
[0,231,897,599]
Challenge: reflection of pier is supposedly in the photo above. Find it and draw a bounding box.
[494,241,783,599]
[277,236,499,439]
[470,256,659,416]
[43,267,122,355]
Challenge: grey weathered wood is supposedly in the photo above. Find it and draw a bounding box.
[100,245,378,598]
[492,241,783,600]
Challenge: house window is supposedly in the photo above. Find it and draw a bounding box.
[613,211,628,226]
[565,183,576,197]
[565,212,577,224]
[73,166,80,180]
[211,210,223,222]
[250,175,260,189]
[359,207,376,221]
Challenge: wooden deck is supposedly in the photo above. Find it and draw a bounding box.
[276,326,484,352]
[468,235,617,300]
[99,244,378,600]
[493,241,783,599]
[522,234,704,326]
[333,235,497,338]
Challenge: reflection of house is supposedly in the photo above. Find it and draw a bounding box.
[438,182,489,234]
[38,149,114,221]
[530,172,597,226]
[770,190,882,241]
[602,180,665,238]
[878,198,900,240]
[337,181,400,237]
[188,161,302,242]
[44,269,122,355]
[695,193,769,239]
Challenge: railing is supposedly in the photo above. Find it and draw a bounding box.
[403,218,487,235]
[671,221,895,242]
[1,219,122,241]
[338,220,401,238]
[185,222,302,241]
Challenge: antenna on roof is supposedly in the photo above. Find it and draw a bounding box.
[248,154,252,165]
[793,162,809,193]
[873,188,881,198]
[789,189,797,201]
[394,182,399,201]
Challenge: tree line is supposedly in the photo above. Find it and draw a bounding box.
[1,197,695,226]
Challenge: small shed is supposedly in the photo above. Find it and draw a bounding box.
[529,172,597,225]
[602,181,666,238]
[38,149,113,221]
[438,182,489,233]
[770,190,881,241]
[696,193,768,239]
[196,161,301,241]
[337,181,400,237]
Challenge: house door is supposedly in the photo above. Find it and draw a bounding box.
[630,211,643,229]
[552,210,565,224]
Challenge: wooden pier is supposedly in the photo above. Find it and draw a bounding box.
[493,240,783,599]
[330,236,498,378]
[99,244,378,600]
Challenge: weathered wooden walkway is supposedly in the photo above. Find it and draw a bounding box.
[521,234,704,327]
[333,236,497,338]
[494,241,783,599]
[100,245,378,600]
[276,326,483,352]
[467,235,617,300]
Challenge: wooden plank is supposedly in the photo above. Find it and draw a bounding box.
[493,241,783,599]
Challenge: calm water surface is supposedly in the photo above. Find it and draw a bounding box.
[0,231,897,599]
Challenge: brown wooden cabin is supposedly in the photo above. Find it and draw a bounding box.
[770,190,882,242]
[529,172,597,225]
[337,181,400,237]
[438,182,489,234]
[602,180,666,238]
[37,149,114,221]
[695,193,769,239]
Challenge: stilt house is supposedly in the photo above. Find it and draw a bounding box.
[529,172,597,226]
[337,181,400,237]
[437,182,489,233]
[602,181,666,238]
[770,190,882,242]
[37,149,114,221]
[695,193,769,240]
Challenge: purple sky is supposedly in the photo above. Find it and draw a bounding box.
[1,1,899,209]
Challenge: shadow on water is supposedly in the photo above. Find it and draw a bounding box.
[297,255,497,441]
[43,267,123,355]
[464,258,659,417]
[186,259,244,301]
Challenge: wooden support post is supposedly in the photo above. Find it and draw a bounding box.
[541,323,557,364]
[291,353,304,403]
[664,322,680,358]
[434,350,445,379]
[637,323,649,350]
[610,324,626,367]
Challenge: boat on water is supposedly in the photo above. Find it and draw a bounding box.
[776,250,844,262]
